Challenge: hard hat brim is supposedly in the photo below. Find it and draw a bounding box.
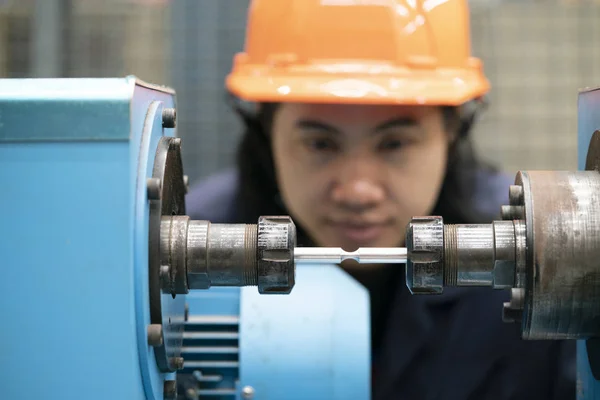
[226,73,490,106]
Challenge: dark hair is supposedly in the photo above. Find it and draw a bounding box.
[234,102,497,246]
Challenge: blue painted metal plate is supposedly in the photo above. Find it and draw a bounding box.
[0,76,180,400]
[0,76,174,142]
[180,288,242,397]
[577,86,600,400]
[129,81,182,400]
[239,264,370,400]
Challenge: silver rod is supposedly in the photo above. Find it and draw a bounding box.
[294,247,407,264]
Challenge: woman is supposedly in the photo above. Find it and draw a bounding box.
[186,0,575,398]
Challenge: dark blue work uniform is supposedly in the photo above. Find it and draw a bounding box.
[185,168,576,400]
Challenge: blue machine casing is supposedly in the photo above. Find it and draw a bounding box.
[576,86,600,400]
[0,76,181,400]
[5,74,600,400]
[181,266,370,399]
[0,76,371,400]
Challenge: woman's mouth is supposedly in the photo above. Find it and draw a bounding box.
[328,221,389,244]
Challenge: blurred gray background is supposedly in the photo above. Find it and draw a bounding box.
[1,0,599,186]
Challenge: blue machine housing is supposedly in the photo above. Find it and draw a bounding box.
[4,74,600,400]
[0,76,371,400]
[576,86,600,400]
[0,76,180,400]
[180,266,370,400]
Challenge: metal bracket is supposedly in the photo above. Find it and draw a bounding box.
[148,135,187,373]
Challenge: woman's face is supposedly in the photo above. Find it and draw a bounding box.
[271,103,454,250]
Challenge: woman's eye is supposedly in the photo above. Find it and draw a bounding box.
[303,138,339,152]
[379,138,403,151]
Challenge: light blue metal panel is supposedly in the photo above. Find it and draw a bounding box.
[0,77,179,400]
[578,341,598,400]
[0,77,135,141]
[130,83,180,400]
[186,287,241,317]
[0,141,144,400]
[577,86,600,399]
[181,288,242,397]
[578,86,600,170]
[239,265,370,400]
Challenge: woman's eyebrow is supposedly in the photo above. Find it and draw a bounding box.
[295,119,340,134]
[374,117,418,132]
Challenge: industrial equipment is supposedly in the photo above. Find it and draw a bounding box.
[0,76,369,400]
[3,75,600,400]
[179,84,600,399]
[402,85,600,398]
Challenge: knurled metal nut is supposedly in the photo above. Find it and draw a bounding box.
[405,216,444,295]
[257,216,296,294]
[407,216,443,262]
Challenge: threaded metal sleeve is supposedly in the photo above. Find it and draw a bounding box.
[444,225,458,286]
[244,224,258,285]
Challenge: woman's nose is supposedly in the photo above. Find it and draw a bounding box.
[331,179,386,211]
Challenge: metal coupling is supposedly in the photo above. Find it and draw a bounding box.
[443,221,516,289]
[159,215,296,294]
[406,218,520,294]
[406,216,444,294]
[257,216,296,294]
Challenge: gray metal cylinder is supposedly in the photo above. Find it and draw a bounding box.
[186,220,210,289]
[492,221,517,288]
[160,217,258,292]
[444,224,494,286]
[516,170,600,339]
[443,221,516,288]
[159,216,295,294]
[160,216,190,295]
[406,217,518,294]
[204,223,258,287]
[407,169,600,340]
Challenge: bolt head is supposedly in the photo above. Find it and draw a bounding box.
[502,302,523,323]
[501,205,525,221]
[164,380,177,400]
[183,175,189,194]
[162,108,177,128]
[146,177,162,200]
[147,324,163,347]
[171,356,185,370]
[242,386,255,399]
[160,265,171,291]
[509,185,524,206]
[186,388,198,400]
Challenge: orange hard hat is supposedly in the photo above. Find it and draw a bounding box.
[226,0,490,106]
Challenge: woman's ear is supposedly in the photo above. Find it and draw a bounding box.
[226,91,262,119]
[441,106,462,145]
[455,97,489,139]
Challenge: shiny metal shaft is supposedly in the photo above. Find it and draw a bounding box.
[294,247,407,264]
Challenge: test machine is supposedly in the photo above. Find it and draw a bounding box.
[1,76,600,399]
